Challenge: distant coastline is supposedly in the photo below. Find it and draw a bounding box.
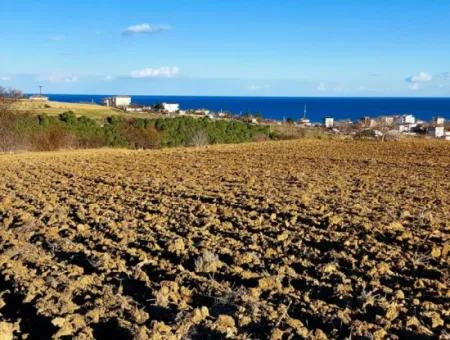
[38,94,450,122]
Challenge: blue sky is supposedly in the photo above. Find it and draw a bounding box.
[1,0,449,96]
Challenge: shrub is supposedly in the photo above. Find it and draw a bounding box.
[115,118,164,149]
[0,109,19,152]
[29,128,76,151]
[0,97,29,152]
[251,133,269,142]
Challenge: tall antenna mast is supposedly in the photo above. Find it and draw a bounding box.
[39,85,43,97]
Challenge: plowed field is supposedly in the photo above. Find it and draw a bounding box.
[0,140,449,339]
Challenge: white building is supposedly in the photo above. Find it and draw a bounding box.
[112,96,131,108]
[104,96,131,108]
[399,114,416,124]
[125,106,143,113]
[29,95,49,101]
[193,109,210,116]
[360,116,377,128]
[428,126,445,138]
[433,117,445,125]
[298,117,311,126]
[324,117,334,128]
[394,114,418,132]
[398,124,419,133]
[161,103,180,113]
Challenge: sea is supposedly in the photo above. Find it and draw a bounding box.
[46,94,450,122]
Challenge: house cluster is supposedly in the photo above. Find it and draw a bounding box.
[322,114,449,140]
[102,96,233,119]
[102,96,181,113]
[102,97,449,140]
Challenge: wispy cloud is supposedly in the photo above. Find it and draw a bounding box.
[406,72,432,83]
[405,71,432,90]
[0,76,11,81]
[122,23,171,36]
[436,72,450,81]
[247,84,271,91]
[130,66,179,78]
[37,73,79,83]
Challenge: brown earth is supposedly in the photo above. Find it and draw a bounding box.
[0,140,449,339]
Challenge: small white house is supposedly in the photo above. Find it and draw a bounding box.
[433,117,445,125]
[193,109,210,116]
[428,126,445,138]
[29,95,49,101]
[324,117,334,128]
[398,124,409,133]
[400,114,416,124]
[298,117,311,126]
[161,103,180,113]
[360,116,377,128]
[125,106,143,113]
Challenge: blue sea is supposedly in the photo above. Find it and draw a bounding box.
[46,94,450,122]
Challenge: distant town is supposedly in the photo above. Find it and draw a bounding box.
[26,92,450,141]
[80,95,448,141]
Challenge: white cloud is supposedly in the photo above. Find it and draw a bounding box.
[405,72,433,91]
[122,23,171,35]
[130,66,179,78]
[104,75,115,81]
[0,76,10,81]
[406,72,432,83]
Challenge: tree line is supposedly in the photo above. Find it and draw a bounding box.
[0,98,274,152]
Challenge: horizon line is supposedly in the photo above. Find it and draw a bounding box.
[24,93,450,99]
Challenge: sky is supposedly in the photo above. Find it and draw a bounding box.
[1,0,450,96]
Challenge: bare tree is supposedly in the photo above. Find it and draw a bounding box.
[0,87,23,99]
[188,129,209,147]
